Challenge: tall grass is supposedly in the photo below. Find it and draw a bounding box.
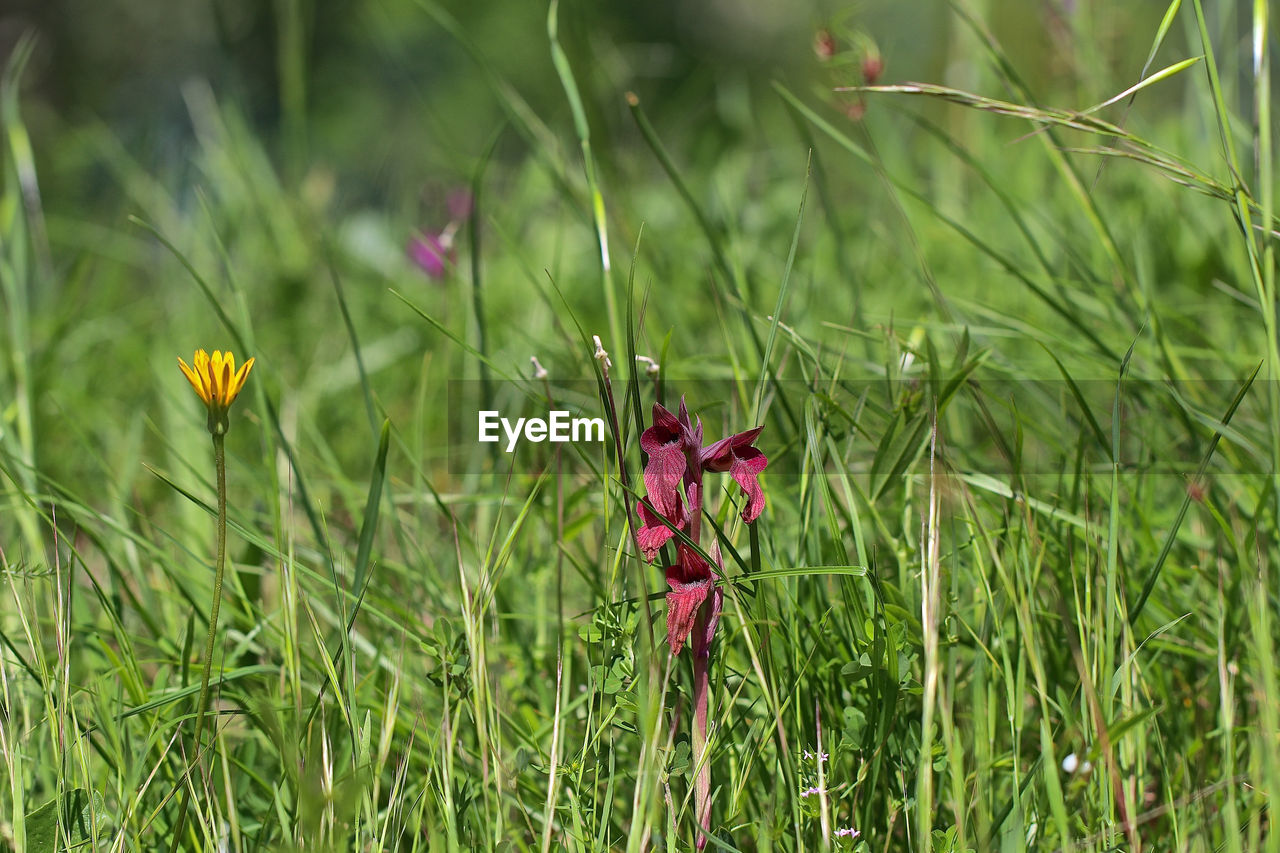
[1,1,1278,850]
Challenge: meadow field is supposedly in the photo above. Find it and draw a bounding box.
[2,0,1279,850]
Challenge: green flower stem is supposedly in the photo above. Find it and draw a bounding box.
[688,479,711,850]
[192,431,227,767]
[693,651,711,850]
[168,431,228,851]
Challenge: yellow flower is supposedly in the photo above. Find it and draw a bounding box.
[178,349,255,434]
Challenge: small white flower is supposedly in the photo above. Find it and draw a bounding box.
[635,355,660,376]
[1062,752,1093,774]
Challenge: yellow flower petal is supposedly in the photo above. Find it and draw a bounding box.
[177,357,209,403]
[229,357,255,404]
[193,350,213,401]
[210,351,225,403]
[219,358,233,406]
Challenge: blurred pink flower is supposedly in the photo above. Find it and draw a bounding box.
[408,228,455,279]
[409,186,471,280]
[447,188,473,221]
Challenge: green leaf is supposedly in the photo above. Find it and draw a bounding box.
[24,788,107,852]
[351,419,391,616]
[670,741,692,776]
[840,652,876,682]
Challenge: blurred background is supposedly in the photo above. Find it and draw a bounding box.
[1,0,1210,213]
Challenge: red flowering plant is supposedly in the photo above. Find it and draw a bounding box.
[635,396,767,847]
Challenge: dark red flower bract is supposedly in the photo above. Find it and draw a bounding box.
[634,397,767,652]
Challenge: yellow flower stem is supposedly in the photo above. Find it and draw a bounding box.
[168,431,228,851]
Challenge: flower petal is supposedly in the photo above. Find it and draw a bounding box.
[666,573,711,652]
[665,544,719,653]
[729,447,768,523]
[641,441,686,519]
[636,499,679,561]
[218,355,233,406]
[177,357,208,402]
[409,233,450,279]
[209,351,225,404]
[700,426,764,472]
[668,542,713,584]
[639,406,687,515]
[693,541,725,656]
[229,357,255,404]
[223,353,239,403]
[189,350,207,399]
[192,350,212,401]
[693,585,724,658]
[643,402,682,446]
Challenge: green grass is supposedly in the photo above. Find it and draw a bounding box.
[2,1,1279,850]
